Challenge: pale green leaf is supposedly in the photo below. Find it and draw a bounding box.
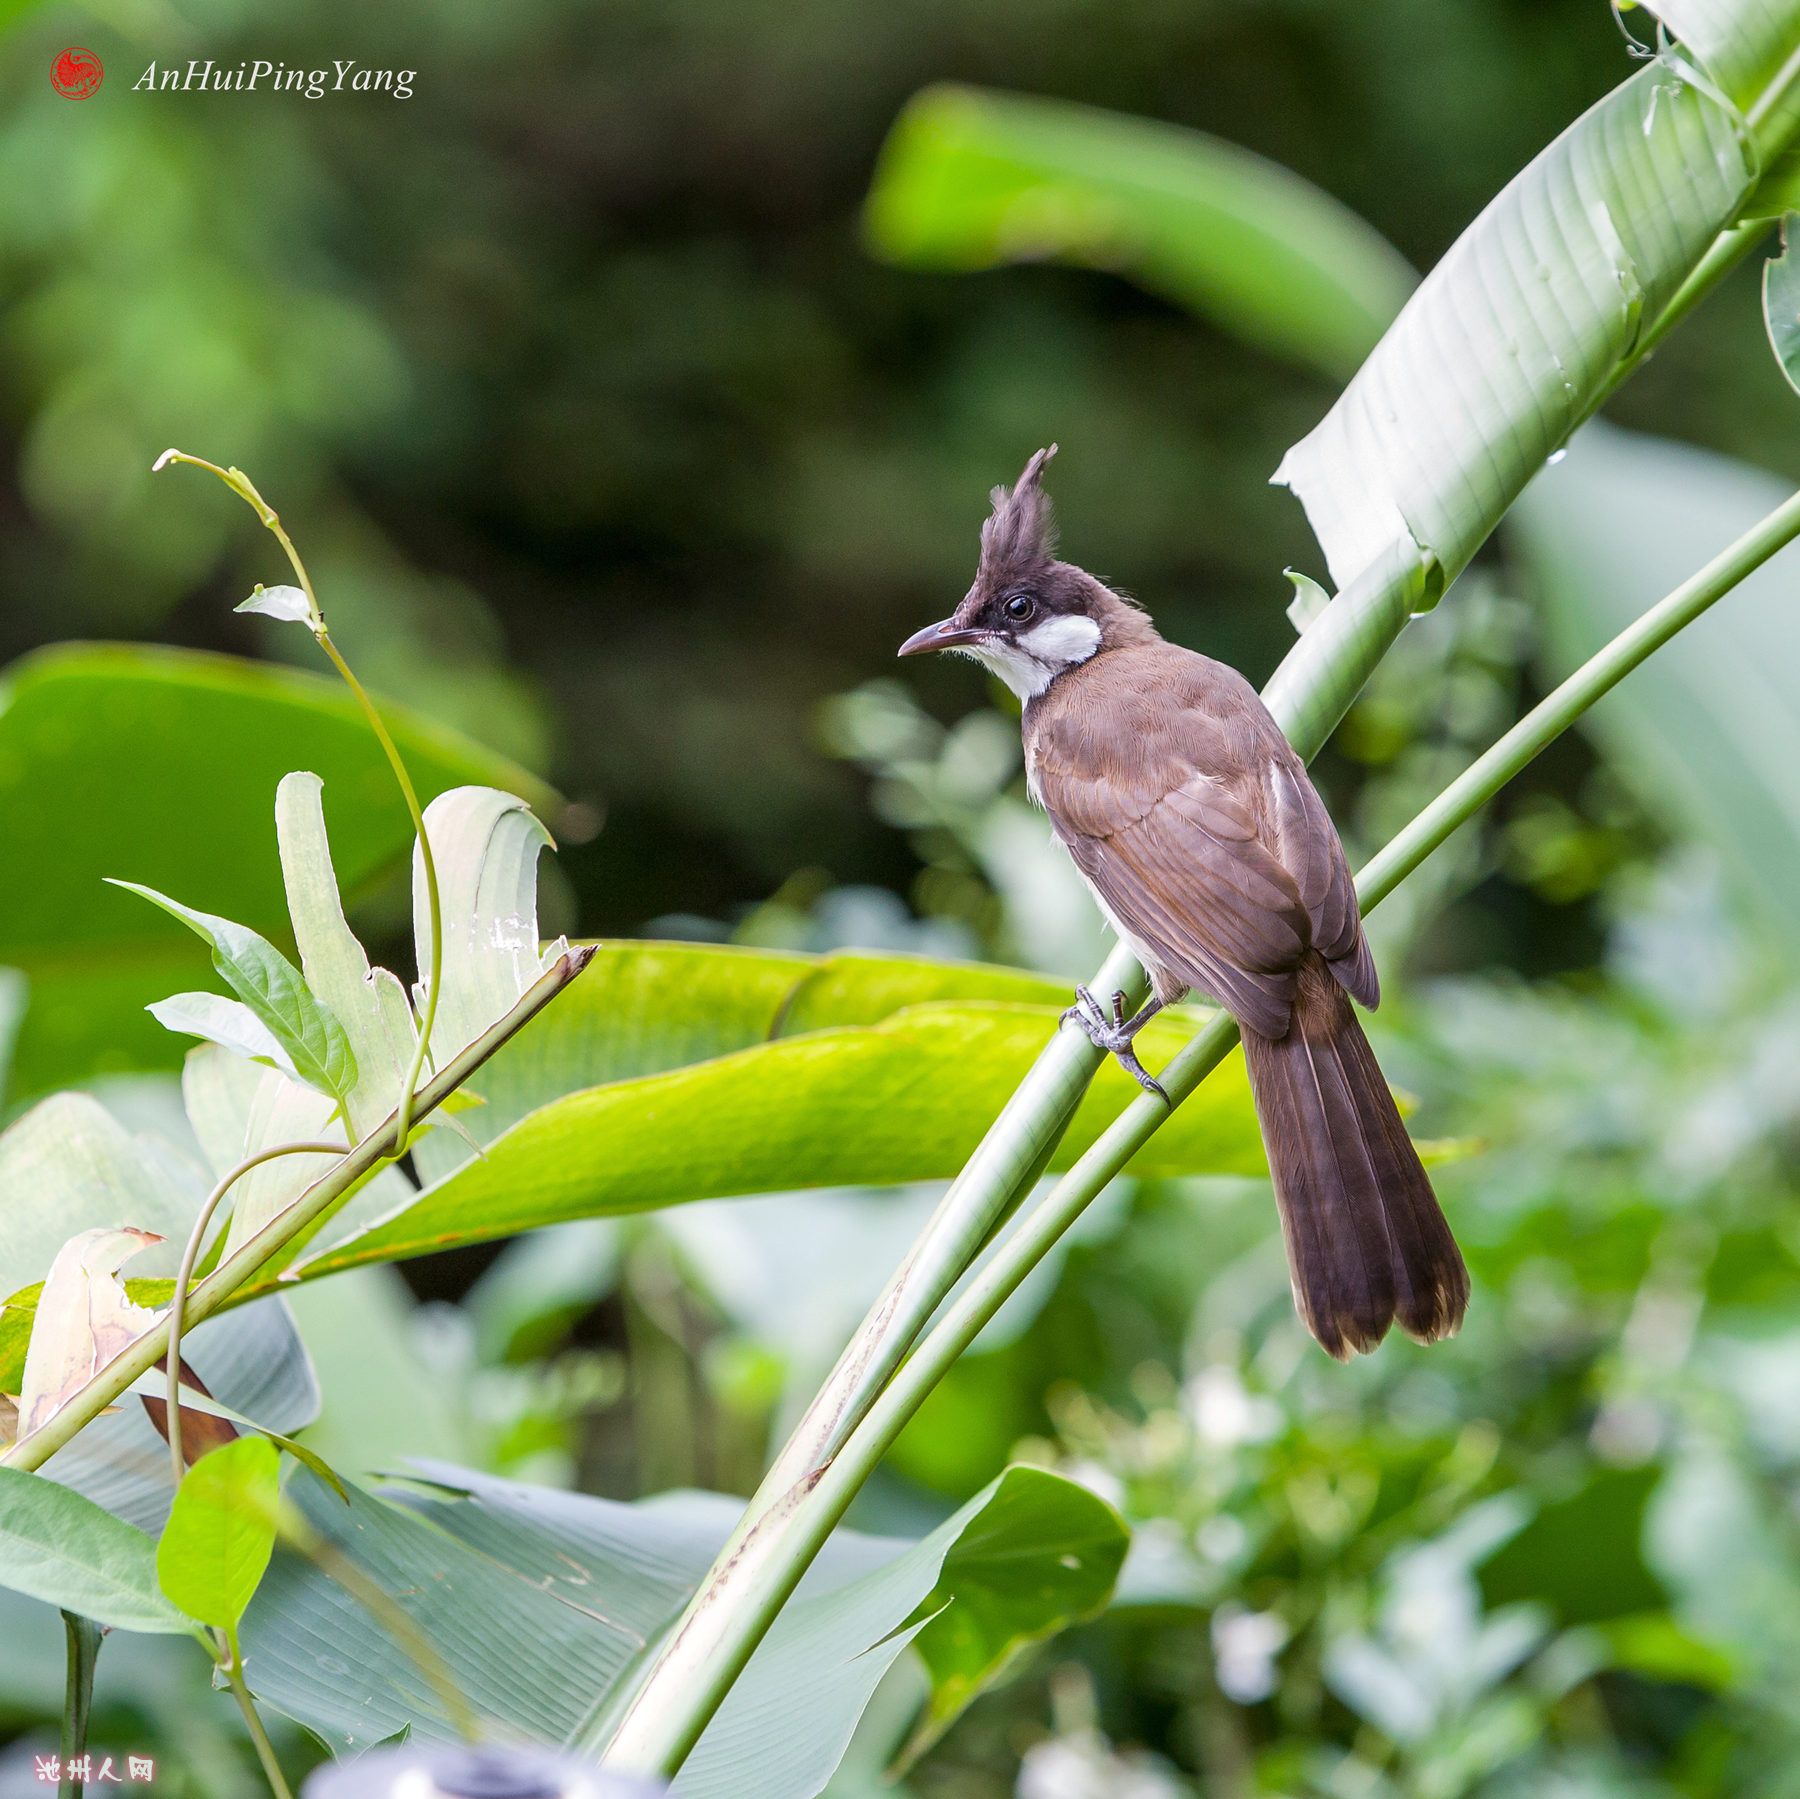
[156,1434,280,1630]
[241,1460,1125,1791]
[17,1228,163,1439]
[179,1045,405,1271]
[1640,0,1800,110]
[235,584,313,625]
[41,1297,319,1537]
[147,991,301,1079]
[276,772,417,1139]
[412,787,555,1068]
[109,879,357,1110]
[0,1466,191,1634]
[1764,214,1800,394]
[0,1092,197,1292]
[865,85,1414,382]
[1284,569,1332,635]
[1274,60,1758,608]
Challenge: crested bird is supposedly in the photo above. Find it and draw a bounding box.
[897,446,1468,1357]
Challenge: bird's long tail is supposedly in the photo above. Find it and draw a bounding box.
[1240,954,1468,1358]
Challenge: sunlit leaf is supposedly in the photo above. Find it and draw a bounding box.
[413,786,558,1063]
[156,1435,280,1631]
[146,991,302,1080]
[109,879,357,1110]
[276,772,416,1139]
[290,997,1263,1287]
[0,1092,197,1294]
[235,584,313,625]
[1763,214,1800,395]
[18,1228,163,1439]
[1273,53,1758,609]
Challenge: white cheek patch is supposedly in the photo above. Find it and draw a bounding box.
[956,641,1048,699]
[1019,615,1102,667]
[953,614,1102,700]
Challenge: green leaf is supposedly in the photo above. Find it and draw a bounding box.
[0,1092,197,1296]
[285,997,1264,1289]
[0,644,554,1096]
[864,85,1414,382]
[1284,569,1332,635]
[39,1297,320,1537]
[241,1460,1124,1791]
[901,1466,1127,1762]
[146,991,302,1079]
[0,1466,191,1633]
[276,772,417,1140]
[123,1368,347,1502]
[108,879,358,1110]
[413,786,557,1060]
[235,584,313,625]
[1508,422,1800,935]
[156,1435,281,1631]
[1764,214,1800,394]
[1273,55,1760,610]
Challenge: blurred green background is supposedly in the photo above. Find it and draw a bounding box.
[8,0,1800,1793]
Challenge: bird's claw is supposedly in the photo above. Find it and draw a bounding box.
[1060,985,1169,1104]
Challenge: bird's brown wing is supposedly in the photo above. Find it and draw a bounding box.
[1035,645,1372,1035]
[1041,701,1311,1037]
[1266,750,1378,1008]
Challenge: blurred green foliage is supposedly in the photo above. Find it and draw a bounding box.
[7,0,1800,1795]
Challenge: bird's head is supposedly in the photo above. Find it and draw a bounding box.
[897,445,1156,699]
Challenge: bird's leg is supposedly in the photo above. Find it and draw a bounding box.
[1061,986,1169,1103]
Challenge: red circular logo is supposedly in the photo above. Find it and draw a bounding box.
[51,47,103,100]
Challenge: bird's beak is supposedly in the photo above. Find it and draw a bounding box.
[897,618,989,657]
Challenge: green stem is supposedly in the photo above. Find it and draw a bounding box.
[222,1625,293,1799]
[314,630,444,1148]
[58,1612,100,1799]
[151,451,447,1152]
[595,477,1800,1776]
[164,1141,344,1486]
[1,948,594,1475]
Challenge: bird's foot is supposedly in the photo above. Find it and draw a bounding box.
[1060,985,1169,1104]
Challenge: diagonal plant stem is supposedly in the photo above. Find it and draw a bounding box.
[221,1623,294,1799]
[163,1140,345,1485]
[596,477,1800,1777]
[1,947,594,1476]
[152,451,446,1148]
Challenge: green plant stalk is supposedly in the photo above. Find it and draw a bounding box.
[221,1624,294,1799]
[152,451,446,1147]
[58,1612,100,1799]
[163,1140,345,1486]
[599,480,1800,1776]
[1,947,594,1475]
[314,629,445,1147]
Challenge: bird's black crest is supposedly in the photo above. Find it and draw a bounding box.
[979,445,1058,583]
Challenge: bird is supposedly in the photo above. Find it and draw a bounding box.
[897,446,1468,1358]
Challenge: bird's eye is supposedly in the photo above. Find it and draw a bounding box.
[1003,593,1035,622]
